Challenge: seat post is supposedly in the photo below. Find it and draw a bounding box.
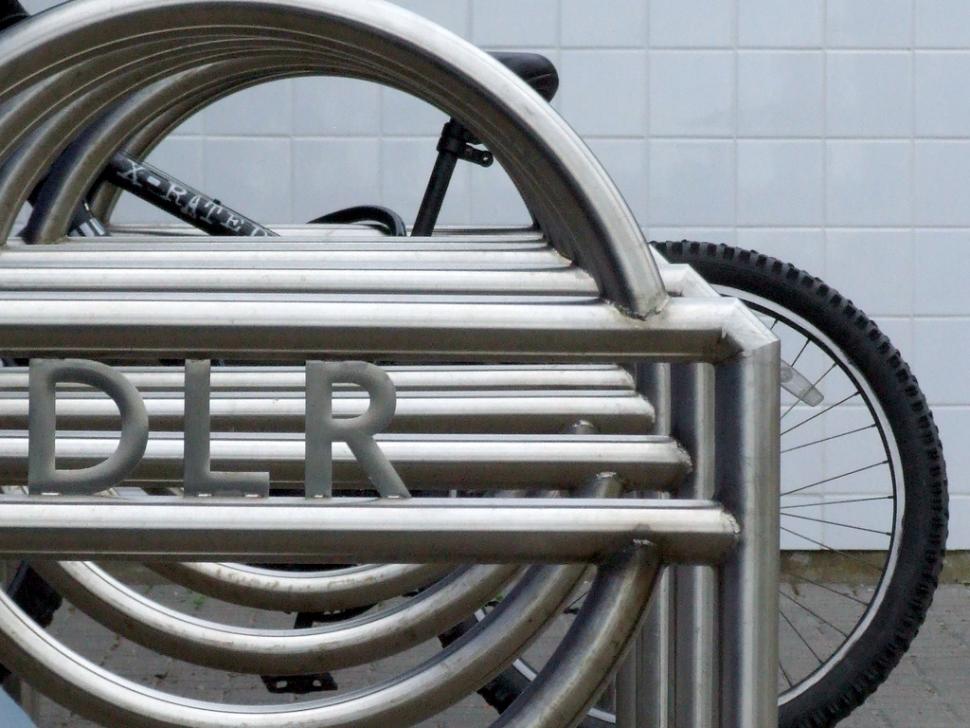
[412,119,493,237]
[412,52,558,237]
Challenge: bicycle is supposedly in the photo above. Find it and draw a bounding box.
[0,1,948,726]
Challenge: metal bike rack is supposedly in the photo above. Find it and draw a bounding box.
[0,1,780,726]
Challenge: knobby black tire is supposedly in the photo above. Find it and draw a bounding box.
[447,241,948,728]
[655,241,948,728]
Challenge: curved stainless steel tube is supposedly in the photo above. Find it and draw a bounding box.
[0,38,270,236]
[34,560,519,674]
[25,55,347,242]
[148,561,451,612]
[0,0,667,314]
[0,561,587,727]
[494,545,662,728]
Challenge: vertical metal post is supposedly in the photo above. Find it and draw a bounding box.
[672,363,718,728]
[614,654,638,728]
[715,343,780,728]
[616,364,674,727]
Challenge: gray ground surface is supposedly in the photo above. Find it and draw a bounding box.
[14,578,970,727]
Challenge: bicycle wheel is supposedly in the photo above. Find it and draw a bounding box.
[656,241,948,727]
[457,241,948,728]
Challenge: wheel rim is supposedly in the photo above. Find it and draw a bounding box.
[716,287,905,706]
[496,286,905,720]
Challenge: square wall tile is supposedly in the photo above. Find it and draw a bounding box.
[915,142,970,226]
[292,78,381,136]
[826,142,913,226]
[381,139,471,226]
[391,0,469,35]
[916,0,970,48]
[825,230,913,315]
[738,141,824,225]
[472,0,558,47]
[648,141,735,226]
[650,51,735,136]
[204,80,292,136]
[203,138,292,223]
[586,139,649,222]
[561,0,646,47]
[559,51,647,136]
[948,497,970,548]
[469,162,531,226]
[912,318,970,405]
[649,0,735,48]
[826,52,913,138]
[291,139,381,224]
[913,230,970,315]
[738,51,824,137]
[916,52,970,137]
[382,87,449,137]
[143,138,207,187]
[20,1,54,10]
[827,0,913,48]
[739,0,824,48]
[736,228,826,274]
[170,112,204,137]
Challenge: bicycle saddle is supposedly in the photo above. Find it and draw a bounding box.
[491,52,560,103]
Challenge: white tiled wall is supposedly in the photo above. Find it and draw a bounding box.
[21,0,969,548]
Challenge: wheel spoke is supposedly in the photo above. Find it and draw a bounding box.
[790,338,811,369]
[781,496,893,510]
[782,425,877,454]
[782,512,891,538]
[783,573,869,607]
[780,591,849,638]
[780,526,885,574]
[779,606,824,664]
[781,460,888,497]
[781,460,889,497]
[778,660,795,689]
[781,391,860,436]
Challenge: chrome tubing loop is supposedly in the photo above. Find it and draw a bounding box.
[0,2,779,727]
[0,0,667,314]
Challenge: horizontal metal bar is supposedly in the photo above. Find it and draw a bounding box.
[0,266,598,296]
[0,391,654,434]
[19,235,550,249]
[96,225,547,240]
[0,434,690,491]
[0,496,737,564]
[0,245,569,270]
[0,364,637,392]
[0,296,742,362]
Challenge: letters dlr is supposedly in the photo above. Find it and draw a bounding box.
[27,359,410,499]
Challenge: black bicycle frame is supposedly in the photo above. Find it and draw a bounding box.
[101,154,277,237]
